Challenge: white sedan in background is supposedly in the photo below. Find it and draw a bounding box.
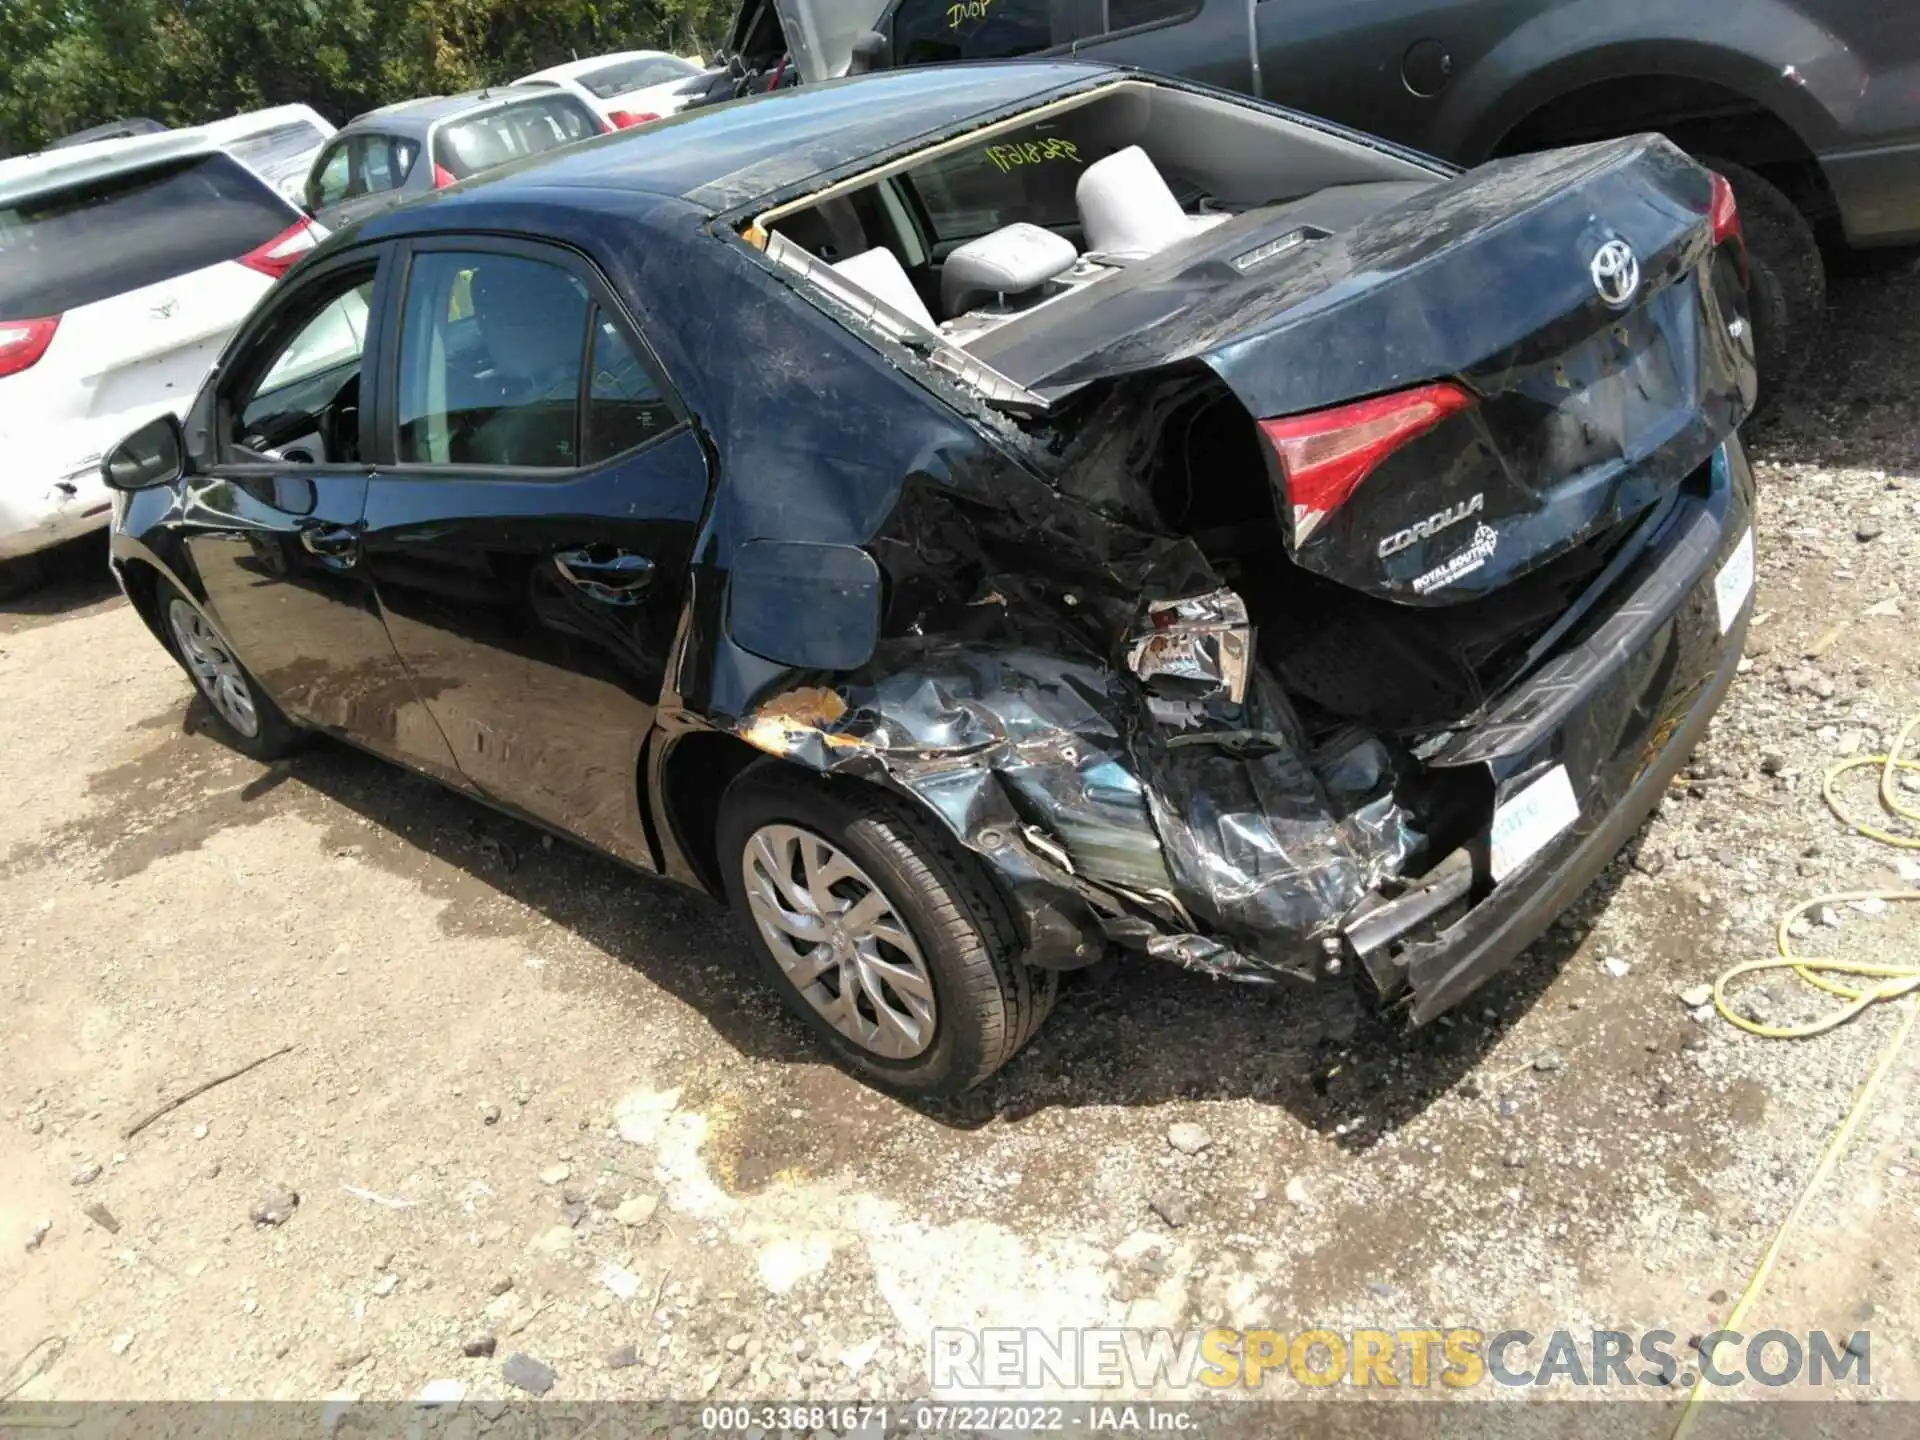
[515,51,709,129]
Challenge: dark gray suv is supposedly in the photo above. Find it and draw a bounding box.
[302,87,607,230]
[709,0,1920,394]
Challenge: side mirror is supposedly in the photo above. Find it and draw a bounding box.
[102,413,186,492]
[848,31,890,74]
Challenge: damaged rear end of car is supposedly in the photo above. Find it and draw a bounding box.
[718,75,1758,1028]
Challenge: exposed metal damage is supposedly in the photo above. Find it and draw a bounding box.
[729,552,1420,985]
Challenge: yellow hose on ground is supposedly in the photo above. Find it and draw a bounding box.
[1712,713,1920,1038]
[1670,715,1920,1439]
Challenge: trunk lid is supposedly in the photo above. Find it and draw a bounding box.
[980,137,1755,605]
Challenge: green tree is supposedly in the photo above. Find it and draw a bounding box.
[0,0,737,157]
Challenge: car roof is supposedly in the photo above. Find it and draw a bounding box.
[342,87,579,133]
[0,132,218,208]
[397,61,1114,221]
[520,50,683,84]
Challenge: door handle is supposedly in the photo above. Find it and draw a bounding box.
[554,548,655,603]
[299,522,361,561]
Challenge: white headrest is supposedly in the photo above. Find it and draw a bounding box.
[940,222,1078,316]
[829,247,936,331]
[1077,145,1213,260]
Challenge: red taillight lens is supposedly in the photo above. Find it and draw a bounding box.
[433,163,458,189]
[608,110,658,129]
[238,219,321,280]
[1259,383,1475,544]
[1709,172,1741,246]
[1707,172,1749,287]
[0,316,61,378]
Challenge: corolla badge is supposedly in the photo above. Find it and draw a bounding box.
[1590,239,1641,309]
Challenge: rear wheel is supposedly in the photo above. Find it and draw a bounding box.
[159,581,305,761]
[718,767,1056,1096]
[1696,157,1825,407]
[0,553,45,601]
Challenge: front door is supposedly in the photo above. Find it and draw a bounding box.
[360,237,710,867]
[179,246,463,782]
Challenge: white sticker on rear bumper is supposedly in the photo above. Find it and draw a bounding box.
[1491,764,1580,884]
[1714,527,1756,635]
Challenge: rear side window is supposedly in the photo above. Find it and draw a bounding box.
[0,154,292,316]
[434,97,601,180]
[584,311,674,463]
[888,0,1059,66]
[576,56,700,99]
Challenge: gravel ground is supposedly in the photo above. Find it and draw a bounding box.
[3,257,1918,1411]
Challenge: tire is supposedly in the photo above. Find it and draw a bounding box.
[718,766,1057,1096]
[0,553,46,601]
[156,579,305,762]
[1696,157,1826,408]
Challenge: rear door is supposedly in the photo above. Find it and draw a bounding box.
[1,152,303,494]
[361,235,709,867]
[177,243,464,781]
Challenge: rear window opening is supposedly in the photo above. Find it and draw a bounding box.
[0,154,294,317]
[434,98,602,180]
[748,80,1435,360]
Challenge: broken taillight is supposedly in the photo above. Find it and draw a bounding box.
[238,219,321,280]
[0,316,59,378]
[1259,383,1475,544]
[1709,173,1741,247]
[433,163,458,189]
[1708,172,1750,287]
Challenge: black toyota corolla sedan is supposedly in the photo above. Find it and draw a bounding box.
[103,62,1758,1096]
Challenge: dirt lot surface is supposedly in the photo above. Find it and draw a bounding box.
[4,260,1920,1414]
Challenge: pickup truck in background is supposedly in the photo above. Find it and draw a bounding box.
[701,0,1920,398]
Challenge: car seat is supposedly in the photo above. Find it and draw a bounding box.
[1076,145,1227,260]
[829,247,937,331]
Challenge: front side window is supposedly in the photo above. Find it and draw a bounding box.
[396,251,589,469]
[309,143,353,209]
[308,134,417,209]
[232,271,376,464]
[888,0,1059,67]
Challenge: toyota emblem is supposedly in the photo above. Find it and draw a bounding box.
[1590,239,1641,309]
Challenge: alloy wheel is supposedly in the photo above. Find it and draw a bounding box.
[167,598,260,739]
[741,822,938,1060]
